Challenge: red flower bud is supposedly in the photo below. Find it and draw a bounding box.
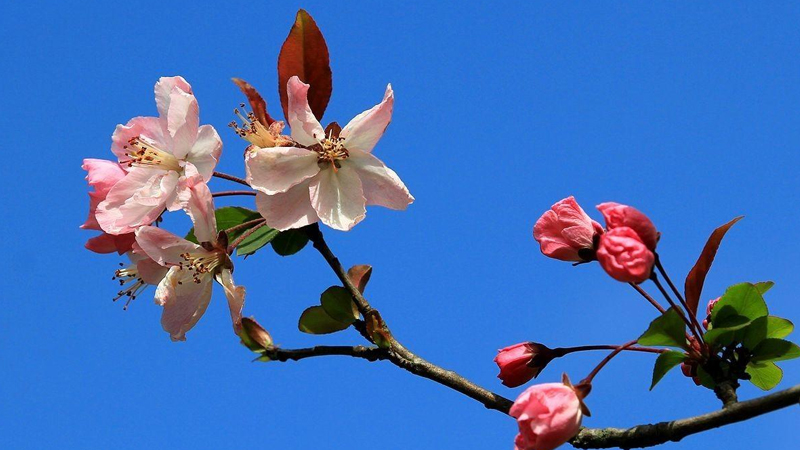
[533,197,603,262]
[597,202,660,251]
[494,342,556,388]
[596,227,655,284]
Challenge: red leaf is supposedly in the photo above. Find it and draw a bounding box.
[232,78,274,126]
[278,9,332,123]
[347,264,372,293]
[684,216,743,317]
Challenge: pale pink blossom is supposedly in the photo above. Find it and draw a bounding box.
[510,383,583,450]
[533,197,604,261]
[97,76,222,235]
[245,76,413,231]
[596,227,655,283]
[135,171,245,341]
[596,202,659,251]
[81,158,136,254]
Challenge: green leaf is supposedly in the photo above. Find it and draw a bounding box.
[320,286,359,324]
[271,229,310,256]
[695,365,717,390]
[650,351,687,390]
[711,283,768,324]
[235,226,279,256]
[746,361,783,391]
[704,314,752,347]
[751,338,800,363]
[638,308,688,349]
[298,306,351,334]
[742,316,794,350]
[754,281,775,295]
[186,207,261,244]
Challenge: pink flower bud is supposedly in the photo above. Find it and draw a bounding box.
[534,197,604,262]
[702,297,721,330]
[596,227,655,283]
[596,202,659,251]
[494,343,555,387]
[510,383,583,450]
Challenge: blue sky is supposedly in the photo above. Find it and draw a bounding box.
[2,1,799,449]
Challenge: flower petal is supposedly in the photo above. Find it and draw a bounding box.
[215,269,245,335]
[166,88,199,159]
[85,232,135,255]
[341,84,394,153]
[245,146,320,195]
[96,168,177,234]
[186,124,222,180]
[347,149,413,210]
[155,76,193,119]
[287,76,324,146]
[111,116,168,161]
[178,164,217,244]
[82,158,127,195]
[155,266,213,341]
[254,180,319,231]
[135,225,205,266]
[309,165,366,231]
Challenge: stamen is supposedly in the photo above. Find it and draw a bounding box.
[178,250,226,284]
[315,136,349,168]
[112,265,147,310]
[229,105,283,148]
[124,136,182,171]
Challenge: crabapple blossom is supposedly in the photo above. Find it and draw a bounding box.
[597,202,660,251]
[533,197,604,262]
[81,158,135,254]
[97,76,222,235]
[245,76,414,231]
[510,382,583,450]
[135,169,245,341]
[596,227,655,283]
[112,243,169,309]
[495,343,556,387]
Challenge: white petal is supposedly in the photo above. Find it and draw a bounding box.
[341,84,393,153]
[215,269,245,336]
[245,146,320,195]
[166,88,200,159]
[178,164,217,244]
[347,149,414,210]
[286,76,324,146]
[308,165,366,231]
[156,267,213,341]
[187,125,222,180]
[135,226,205,266]
[254,180,319,231]
[155,76,193,119]
[96,168,176,234]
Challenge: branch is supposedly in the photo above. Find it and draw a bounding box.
[304,223,514,414]
[570,383,800,449]
[265,345,387,362]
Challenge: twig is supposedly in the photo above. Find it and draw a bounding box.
[213,190,256,197]
[265,345,387,362]
[654,256,706,341]
[213,171,251,187]
[570,383,800,448]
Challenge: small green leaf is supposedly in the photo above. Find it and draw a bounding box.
[746,361,783,391]
[320,286,359,324]
[754,281,775,295]
[751,338,800,363]
[695,365,717,390]
[704,314,752,347]
[638,308,688,349]
[298,306,351,334]
[272,229,310,256]
[712,283,768,323]
[742,316,794,350]
[236,226,279,256]
[650,351,687,390]
[186,207,261,244]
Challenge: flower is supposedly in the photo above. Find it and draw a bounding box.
[96,76,222,235]
[112,243,169,309]
[135,170,245,341]
[596,202,659,251]
[510,382,583,450]
[533,197,604,262]
[596,227,655,283]
[244,76,414,231]
[81,158,136,254]
[703,297,720,330]
[495,342,556,387]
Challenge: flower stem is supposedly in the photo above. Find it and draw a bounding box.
[654,255,706,339]
[629,283,667,313]
[212,190,256,197]
[213,171,250,187]
[224,218,266,236]
[555,344,666,357]
[651,274,705,344]
[580,340,638,385]
[227,221,269,253]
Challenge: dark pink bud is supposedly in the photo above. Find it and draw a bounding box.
[533,197,603,262]
[597,202,660,251]
[596,227,655,284]
[494,342,555,388]
[703,297,721,330]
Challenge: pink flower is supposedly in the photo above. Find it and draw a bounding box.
[97,76,222,235]
[596,202,659,251]
[703,297,720,330]
[510,383,583,450]
[596,227,655,283]
[112,242,169,309]
[81,158,136,254]
[533,197,604,261]
[245,76,414,231]
[495,343,555,387]
[135,170,245,341]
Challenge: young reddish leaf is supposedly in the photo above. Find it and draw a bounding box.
[278,9,332,123]
[232,78,274,126]
[684,216,743,318]
[347,264,372,293]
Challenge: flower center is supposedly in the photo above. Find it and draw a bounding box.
[113,263,147,310]
[178,249,229,283]
[229,104,292,148]
[124,136,182,171]
[315,132,349,170]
